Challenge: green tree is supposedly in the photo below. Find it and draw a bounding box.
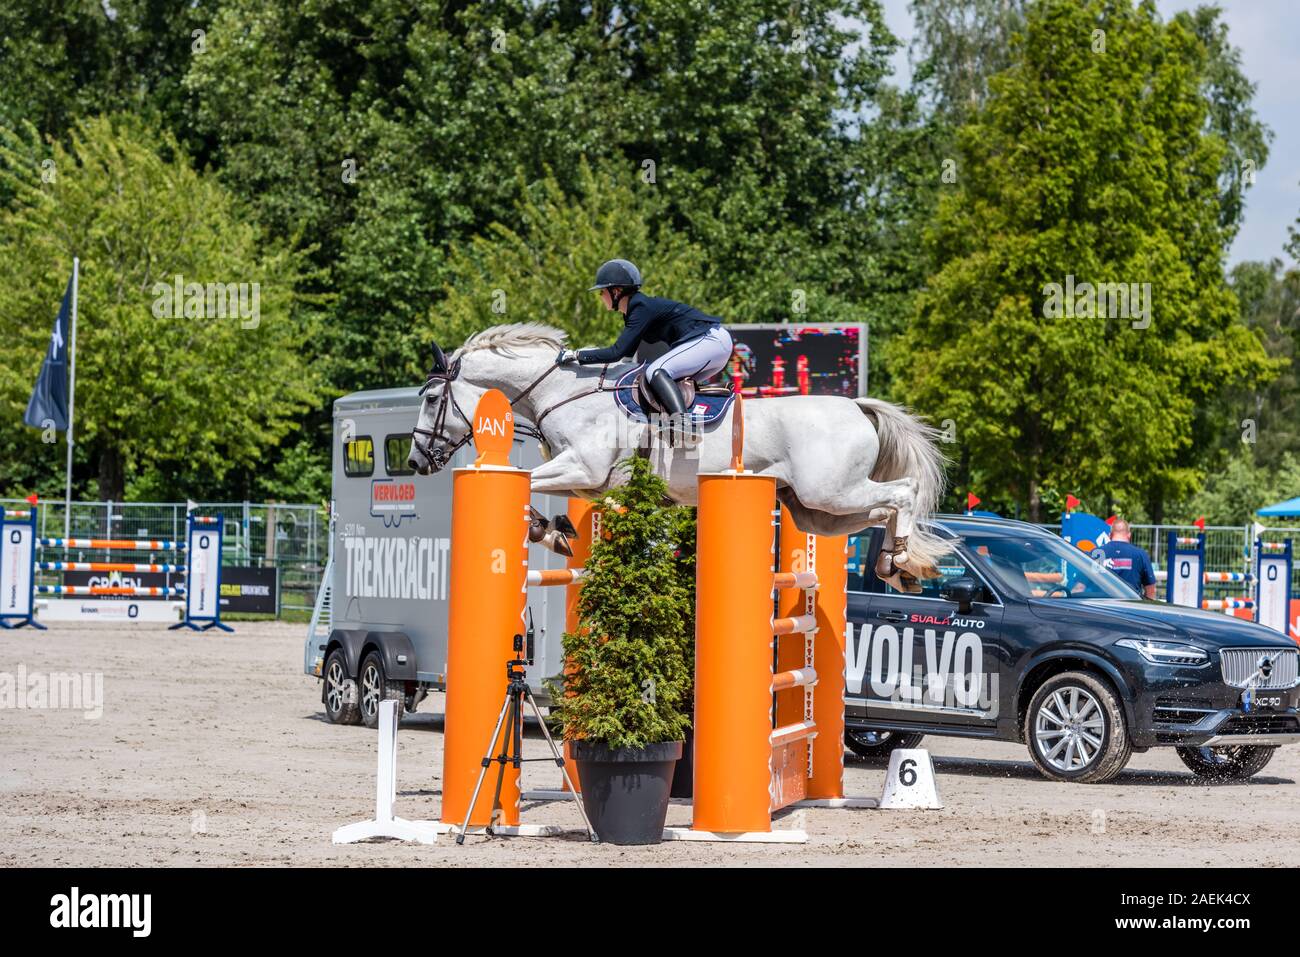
[1177,449,1300,525]
[0,0,215,152]
[432,162,713,352]
[1220,260,1300,463]
[910,0,1028,127]
[892,0,1275,523]
[1171,5,1273,242]
[0,115,321,500]
[182,0,923,389]
[1288,182,1300,264]
[549,457,694,750]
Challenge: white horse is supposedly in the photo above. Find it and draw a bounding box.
[407,323,947,584]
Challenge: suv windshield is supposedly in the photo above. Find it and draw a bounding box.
[959,529,1138,600]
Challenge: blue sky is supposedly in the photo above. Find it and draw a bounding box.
[876,0,1300,267]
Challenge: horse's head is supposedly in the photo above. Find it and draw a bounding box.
[407,323,573,473]
[408,341,473,474]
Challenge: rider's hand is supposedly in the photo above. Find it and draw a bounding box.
[556,349,579,365]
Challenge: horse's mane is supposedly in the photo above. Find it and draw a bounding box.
[453,323,568,359]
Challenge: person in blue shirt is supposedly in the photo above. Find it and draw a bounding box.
[557,259,733,436]
[1091,519,1157,598]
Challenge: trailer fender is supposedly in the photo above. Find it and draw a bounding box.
[326,628,369,678]
[361,631,420,682]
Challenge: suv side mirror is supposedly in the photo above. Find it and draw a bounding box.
[940,577,979,612]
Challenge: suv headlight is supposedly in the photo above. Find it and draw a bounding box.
[1116,638,1209,666]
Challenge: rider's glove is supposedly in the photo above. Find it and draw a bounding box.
[556,349,580,365]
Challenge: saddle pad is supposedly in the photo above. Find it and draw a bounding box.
[612,364,736,424]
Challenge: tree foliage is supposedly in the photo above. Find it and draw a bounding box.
[0,115,320,500]
[0,0,215,151]
[548,457,694,749]
[1178,449,1300,526]
[892,0,1277,522]
[433,161,714,354]
[181,0,920,385]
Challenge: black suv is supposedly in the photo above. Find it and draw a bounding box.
[844,516,1299,783]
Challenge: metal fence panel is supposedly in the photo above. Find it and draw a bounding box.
[1,498,327,614]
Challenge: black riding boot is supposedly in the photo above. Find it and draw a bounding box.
[649,370,695,445]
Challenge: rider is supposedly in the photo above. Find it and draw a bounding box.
[557,259,733,433]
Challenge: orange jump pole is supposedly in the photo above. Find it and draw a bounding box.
[690,471,777,837]
[439,391,591,839]
[440,464,530,828]
[666,388,873,842]
[439,389,531,830]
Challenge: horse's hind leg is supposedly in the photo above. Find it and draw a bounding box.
[776,492,922,593]
[783,474,938,578]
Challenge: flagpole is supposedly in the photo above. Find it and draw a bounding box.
[64,257,78,543]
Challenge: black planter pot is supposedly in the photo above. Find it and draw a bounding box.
[571,739,683,845]
[670,727,693,799]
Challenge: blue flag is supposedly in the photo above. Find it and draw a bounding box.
[23,272,73,431]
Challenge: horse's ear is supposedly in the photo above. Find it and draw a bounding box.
[429,342,448,373]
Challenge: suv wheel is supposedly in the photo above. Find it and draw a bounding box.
[1175,744,1275,781]
[1024,671,1131,783]
[845,729,925,760]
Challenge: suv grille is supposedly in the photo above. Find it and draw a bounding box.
[1216,715,1300,735]
[1219,648,1299,689]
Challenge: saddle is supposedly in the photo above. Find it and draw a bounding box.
[614,364,736,424]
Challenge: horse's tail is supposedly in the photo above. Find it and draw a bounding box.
[854,397,949,569]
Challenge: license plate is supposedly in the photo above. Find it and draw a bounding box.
[1246,691,1287,712]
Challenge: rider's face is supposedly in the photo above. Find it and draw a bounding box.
[599,288,614,310]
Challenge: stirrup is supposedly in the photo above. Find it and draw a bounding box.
[655,412,702,448]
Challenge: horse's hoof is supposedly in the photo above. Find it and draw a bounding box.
[541,530,574,557]
[875,552,897,580]
[552,513,578,540]
[895,553,940,581]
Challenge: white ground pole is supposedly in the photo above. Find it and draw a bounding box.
[332,700,440,845]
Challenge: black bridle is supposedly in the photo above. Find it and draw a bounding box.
[410,351,473,472]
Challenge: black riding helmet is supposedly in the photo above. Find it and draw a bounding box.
[589,259,643,291]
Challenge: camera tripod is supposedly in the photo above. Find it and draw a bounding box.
[456,631,597,844]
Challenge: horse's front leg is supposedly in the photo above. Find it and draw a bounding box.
[528,446,618,497]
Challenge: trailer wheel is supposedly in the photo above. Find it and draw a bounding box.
[323,649,361,725]
[359,651,406,729]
